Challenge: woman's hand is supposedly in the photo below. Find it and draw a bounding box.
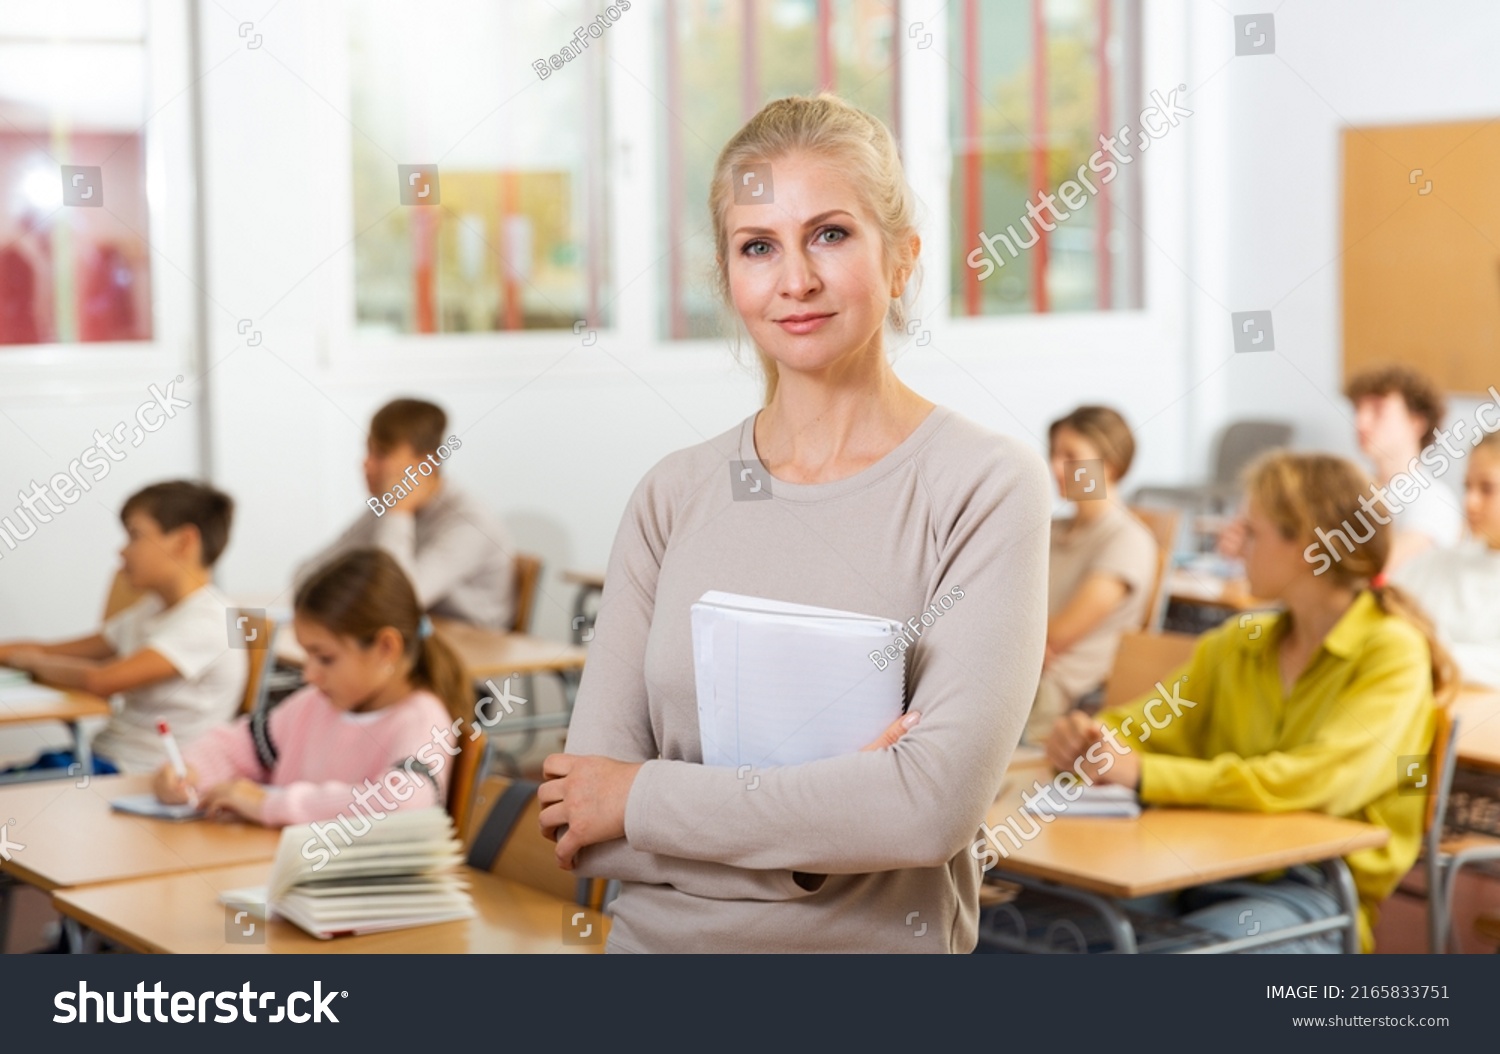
[1044,711,1140,789]
[537,755,644,870]
[199,779,266,822]
[861,710,920,750]
[537,712,923,871]
[153,763,201,806]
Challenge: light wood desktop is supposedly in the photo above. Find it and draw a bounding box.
[1453,687,1500,775]
[0,687,111,775]
[0,775,279,892]
[53,862,610,954]
[274,618,586,682]
[986,760,1388,900]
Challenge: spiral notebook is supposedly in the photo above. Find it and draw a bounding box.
[690,590,906,768]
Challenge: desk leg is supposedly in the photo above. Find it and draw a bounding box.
[1319,857,1361,954]
[70,720,94,777]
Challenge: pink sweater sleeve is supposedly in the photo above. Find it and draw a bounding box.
[183,717,268,789]
[255,693,450,827]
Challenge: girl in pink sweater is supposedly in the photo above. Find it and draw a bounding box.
[153,548,473,826]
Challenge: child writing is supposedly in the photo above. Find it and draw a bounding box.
[1046,451,1452,952]
[1393,429,1500,689]
[155,548,471,826]
[295,398,515,630]
[0,481,245,775]
[1025,406,1158,742]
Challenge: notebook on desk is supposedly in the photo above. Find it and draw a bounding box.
[1022,783,1141,818]
[690,590,906,768]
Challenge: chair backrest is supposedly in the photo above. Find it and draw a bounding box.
[446,723,485,839]
[102,569,147,620]
[1213,421,1294,486]
[462,774,597,905]
[1126,505,1181,632]
[234,609,276,715]
[1102,631,1200,710]
[510,552,542,634]
[1424,705,1460,840]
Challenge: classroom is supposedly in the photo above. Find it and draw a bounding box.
[2,0,1499,974]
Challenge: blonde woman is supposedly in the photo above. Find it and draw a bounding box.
[537,94,1051,952]
[1025,406,1158,742]
[1047,451,1453,952]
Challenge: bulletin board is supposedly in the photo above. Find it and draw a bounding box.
[1342,119,1500,395]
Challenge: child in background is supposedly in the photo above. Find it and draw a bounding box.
[0,482,245,774]
[1046,451,1450,952]
[156,549,472,825]
[1393,430,1500,689]
[1344,364,1463,571]
[295,398,515,630]
[1024,406,1158,742]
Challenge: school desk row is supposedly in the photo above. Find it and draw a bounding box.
[0,683,1493,955]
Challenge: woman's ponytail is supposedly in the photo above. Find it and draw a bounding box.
[1372,582,1460,706]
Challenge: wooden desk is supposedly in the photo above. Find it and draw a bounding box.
[1454,687,1500,774]
[275,621,586,681]
[430,620,587,681]
[53,862,609,954]
[983,760,1387,952]
[0,775,279,892]
[0,686,111,777]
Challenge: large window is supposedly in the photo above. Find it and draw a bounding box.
[659,0,901,339]
[951,0,1143,315]
[0,1,154,346]
[349,0,612,336]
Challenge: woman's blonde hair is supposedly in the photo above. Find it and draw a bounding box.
[1243,450,1457,703]
[708,93,920,404]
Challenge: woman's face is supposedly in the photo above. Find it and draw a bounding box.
[1239,497,1305,600]
[723,151,908,389]
[1048,425,1111,498]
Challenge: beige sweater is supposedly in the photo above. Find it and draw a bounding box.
[566,405,1050,952]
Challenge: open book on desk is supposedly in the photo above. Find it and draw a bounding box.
[219,806,473,939]
[691,590,907,768]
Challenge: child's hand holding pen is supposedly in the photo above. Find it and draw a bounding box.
[153,719,200,808]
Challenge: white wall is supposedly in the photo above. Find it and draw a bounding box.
[1215,0,1500,485]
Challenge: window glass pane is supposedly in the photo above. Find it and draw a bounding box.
[350,0,612,336]
[950,0,1142,315]
[0,2,153,346]
[662,0,898,339]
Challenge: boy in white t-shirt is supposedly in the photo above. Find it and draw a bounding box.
[0,481,247,774]
[1394,432,1500,689]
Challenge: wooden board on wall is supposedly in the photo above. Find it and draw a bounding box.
[1342,120,1500,396]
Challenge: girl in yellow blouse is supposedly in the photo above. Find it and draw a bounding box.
[1046,451,1455,952]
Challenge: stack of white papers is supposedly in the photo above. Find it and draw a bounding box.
[1022,783,1141,818]
[220,807,473,939]
[691,590,906,768]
